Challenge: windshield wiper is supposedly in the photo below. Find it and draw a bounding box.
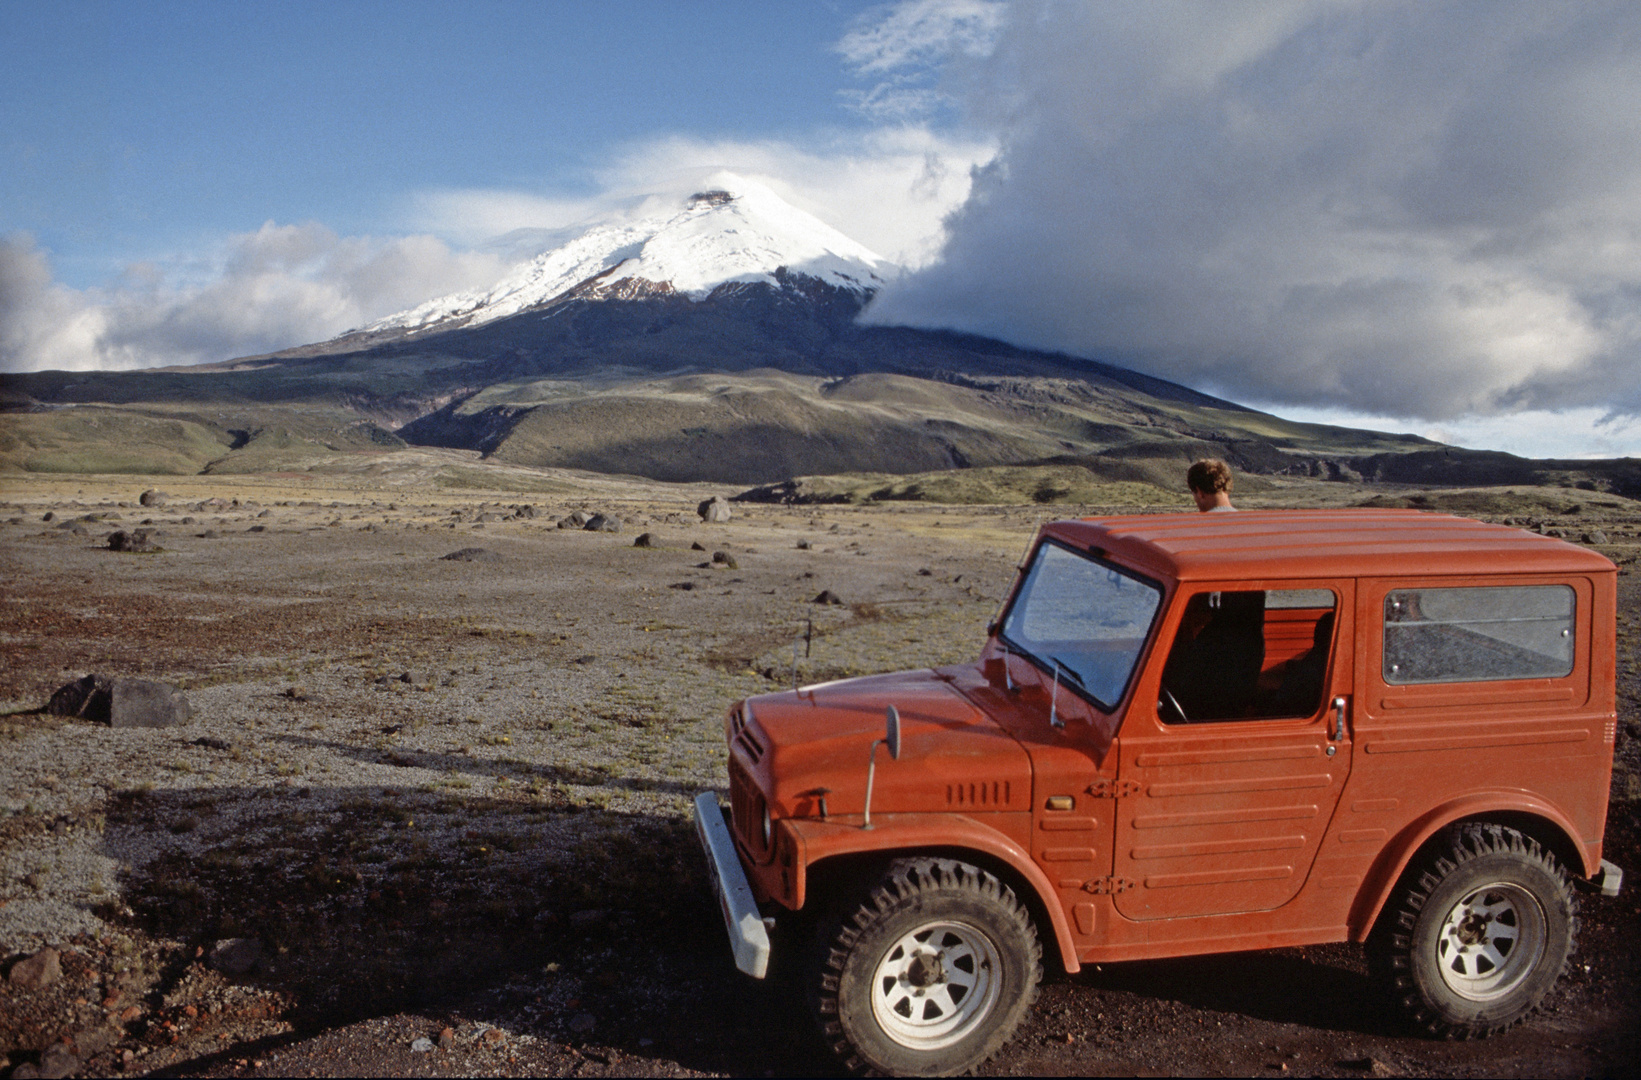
[1047,655,1086,690]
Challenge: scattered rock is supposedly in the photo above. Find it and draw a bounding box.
[1585,530,1610,544]
[257,508,271,517]
[247,524,267,533]
[106,529,158,552]
[208,937,263,975]
[480,1027,505,1048]
[192,736,234,751]
[690,541,707,551]
[668,581,695,591]
[796,539,811,549]
[46,674,191,727]
[438,1027,456,1050]
[812,589,846,605]
[139,489,168,507]
[569,1013,597,1035]
[41,511,54,521]
[633,532,657,548]
[7,947,61,990]
[711,550,738,569]
[584,513,620,532]
[918,567,932,576]
[33,1045,79,1080]
[441,547,500,562]
[198,529,220,539]
[697,496,733,523]
[410,1037,434,1053]
[558,511,592,529]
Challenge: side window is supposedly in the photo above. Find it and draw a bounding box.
[1383,585,1574,684]
[1158,589,1337,724]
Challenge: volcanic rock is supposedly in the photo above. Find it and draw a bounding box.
[440,547,500,562]
[45,674,191,727]
[697,496,733,523]
[7,947,61,990]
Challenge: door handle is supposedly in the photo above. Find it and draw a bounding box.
[1330,696,1347,741]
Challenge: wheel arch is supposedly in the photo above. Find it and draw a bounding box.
[789,818,1081,975]
[1346,793,1589,941]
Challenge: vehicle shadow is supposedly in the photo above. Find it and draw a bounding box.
[98,782,836,1076]
[1073,945,1402,1037]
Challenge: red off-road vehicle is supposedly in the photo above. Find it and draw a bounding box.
[695,510,1625,1075]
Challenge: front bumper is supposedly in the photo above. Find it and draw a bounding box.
[693,791,771,979]
[1592,858,1624,898]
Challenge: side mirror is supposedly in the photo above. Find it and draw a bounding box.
[885,705,901,761]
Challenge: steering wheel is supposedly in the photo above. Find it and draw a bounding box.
[1159,685,1189,724]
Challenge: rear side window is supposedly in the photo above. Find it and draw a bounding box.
[1383,585,1575,685]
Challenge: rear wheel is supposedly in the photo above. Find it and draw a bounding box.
[1370,823,1575,1038]
[814,858,1040,1076]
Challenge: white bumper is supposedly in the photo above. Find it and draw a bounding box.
[693,790,771,979]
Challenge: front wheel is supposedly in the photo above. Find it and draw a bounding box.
[1370,823,1575,1038]
[814,858,1041,1076]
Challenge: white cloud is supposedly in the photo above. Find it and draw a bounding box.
[836,0,1006,118]
[0,226,507,373]
[1258,402,1641,461]
[863,0,1641,426]
[412,128,996,271]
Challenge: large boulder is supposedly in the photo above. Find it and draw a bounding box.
[138,489,168,507]
[557,510,592,530]
[697,496,733,524]
[46,674,191,728]
[583,513,621,532]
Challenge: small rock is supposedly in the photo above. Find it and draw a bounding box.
[583,513,620,532]
[438,1027,456,1050]
[918,567,932,576]
[208,938,262,975]
[1584,530,1609,544]
[480,1027,505,1047]
[106,529,158,553]
[41,511,55,521]
[633,532,657,548]
[697,496,733,523]
[711,550,738,569]
[410,1037,434,1053]
[812,589,845,605]
[36,1045,79,1080]
[440,547,500,562]
[796,539,811,549]
[569,1013,597,1035]
[256,508,271,517]
[668,581,696,591]
[198,529,219,539]
[558,510,592,530]
[7,947,61,990]
[139,489,167,507]
[192,736,233,751]
[690,541,706,551]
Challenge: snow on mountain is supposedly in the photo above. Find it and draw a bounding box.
[362,176,894,336]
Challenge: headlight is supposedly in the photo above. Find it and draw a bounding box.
[761,803,773,849]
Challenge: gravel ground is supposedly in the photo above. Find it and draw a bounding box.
[0,469,1636,1078]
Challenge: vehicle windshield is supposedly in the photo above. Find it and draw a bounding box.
[999,540,1163,710]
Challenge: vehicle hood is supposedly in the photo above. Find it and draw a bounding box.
[739,669,1031,818]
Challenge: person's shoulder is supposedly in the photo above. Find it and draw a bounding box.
[1207,505,1238,513]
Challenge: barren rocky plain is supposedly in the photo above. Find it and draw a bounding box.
[1,452,1637,1078]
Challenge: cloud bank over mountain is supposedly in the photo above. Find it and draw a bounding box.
[864,0,1641,423]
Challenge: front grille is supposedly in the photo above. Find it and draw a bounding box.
[729,757,767,858]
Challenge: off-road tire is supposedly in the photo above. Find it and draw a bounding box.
[1370,823,1575,1038]
[813,858,1041,1076]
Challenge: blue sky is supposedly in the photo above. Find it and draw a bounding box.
[5,1,1641,460]
[3,1,892,286]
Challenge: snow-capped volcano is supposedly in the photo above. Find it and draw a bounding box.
[363,177,894,336]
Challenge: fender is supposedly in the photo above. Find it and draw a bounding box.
[783,813,1081,975]
[1346,791,1589,941]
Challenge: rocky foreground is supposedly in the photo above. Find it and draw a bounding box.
[0,469,1636,1078]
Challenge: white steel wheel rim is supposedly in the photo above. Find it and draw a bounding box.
[869,919,1002,1051]
[1434,880,1547,1001]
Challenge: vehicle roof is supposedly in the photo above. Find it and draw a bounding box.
[1044,509,1616,582]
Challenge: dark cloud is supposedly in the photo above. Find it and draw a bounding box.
[866,0,1641,420]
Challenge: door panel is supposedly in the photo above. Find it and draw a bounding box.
[1113,581,1354,921]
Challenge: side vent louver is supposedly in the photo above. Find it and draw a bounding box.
[947,781,1011,807]
[735,728,766,764]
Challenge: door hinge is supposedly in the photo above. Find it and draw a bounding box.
[1086,778,1142,798]
[1082,876,1136,895]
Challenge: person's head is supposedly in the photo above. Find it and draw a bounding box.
[1187,458,1234,511]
